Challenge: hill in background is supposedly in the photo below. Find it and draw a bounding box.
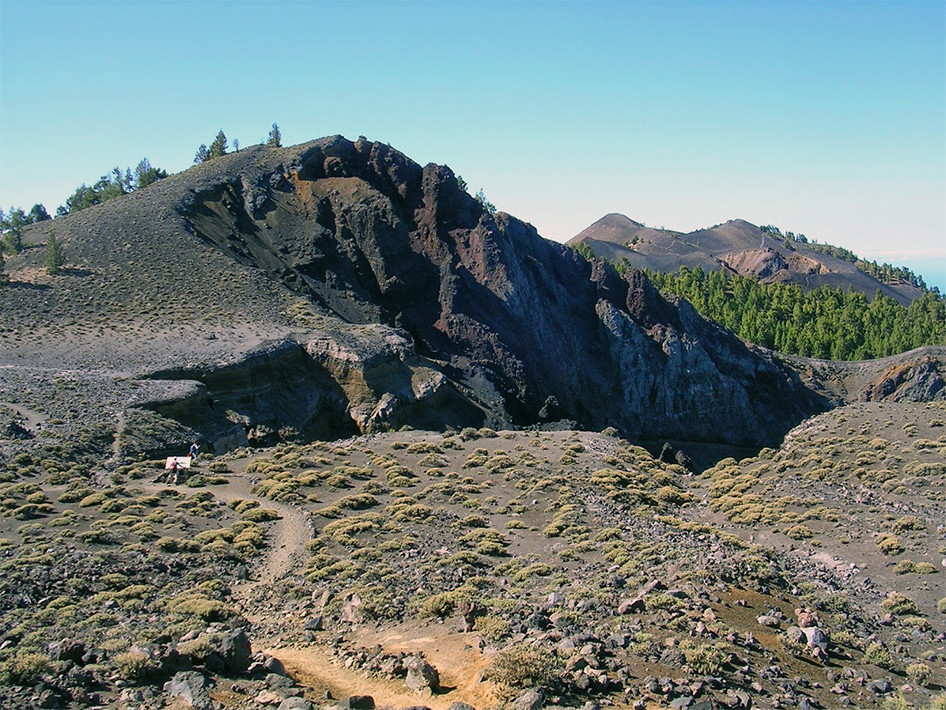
[568,213,926,305]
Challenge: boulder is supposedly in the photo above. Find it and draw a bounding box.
[304,616,324,633]
[278,699,315,710]
[513,689,544,710]
[802,626,828,651]
[47,639,85,664]
[405,656,440,693]
[163,671,213,710]
[219,628,252,674]
[345,696,375,710]
[264,655,287,675]
[756,615,780,628]
[267,672,301,698]
[785,626,805,644]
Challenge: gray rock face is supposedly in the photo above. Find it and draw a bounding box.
[163,671,212,710]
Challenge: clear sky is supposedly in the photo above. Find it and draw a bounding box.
[2,0,944,290]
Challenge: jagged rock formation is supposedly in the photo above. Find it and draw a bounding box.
[2,135,942,458]
[173,136,828,449]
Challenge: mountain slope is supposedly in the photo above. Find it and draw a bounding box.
[1,137,941,462]
[569,214,924,305]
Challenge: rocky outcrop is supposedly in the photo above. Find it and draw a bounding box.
[170,135,828,449]
[783,346,946,406]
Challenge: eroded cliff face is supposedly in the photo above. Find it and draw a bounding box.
[173,136,828,449]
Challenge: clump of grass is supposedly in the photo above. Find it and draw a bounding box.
[241,507,279,522]
[876,534,905,556]
[863,641,895,669]
[486,644,563,701]
[680,639,728,675]
[114,650,157,681]
[906,662,932,687]
[881,593,920,617]
[784,524,813,540]
[891,515,924,534]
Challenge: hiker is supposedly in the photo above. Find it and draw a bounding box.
[189,442,200,461]
[168,459,179,484]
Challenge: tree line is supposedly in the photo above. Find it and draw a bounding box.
[760,224,928,290]
[641,265,945,361]
[0,123,286,287]
[2,122,285,234]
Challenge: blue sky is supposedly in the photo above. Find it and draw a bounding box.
[2,0,944,290]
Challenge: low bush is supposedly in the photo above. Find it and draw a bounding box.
[487,644,563,700]
[881,593,920,617]
[863,641,895,669]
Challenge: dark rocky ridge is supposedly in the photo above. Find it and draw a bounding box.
[2,135,943,459]
[177,136,827,448]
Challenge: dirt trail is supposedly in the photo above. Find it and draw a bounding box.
[267,624,498,710]
[141,457,312,605]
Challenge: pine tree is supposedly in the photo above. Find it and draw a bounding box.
[28,204,50,222]
[267,123,282,147]
[45,232,64,275]
[0,250,7,287]
[134,158,167,189]
[208,130,228,158]
[3,207,25,253]
[194,144,209,164]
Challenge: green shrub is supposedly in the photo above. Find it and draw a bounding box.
[880,694,910,710]
[680,639,727,675]
[487,644,562,700]
[654,486,695,506]
[170,594,232,621]
[242,507,279,522]
[2,652,51,685]
[784,524,813,540]
[863,642,894,669]
[476,615,511,644]
[906,662,932,687]
[79,492,107,507]
[876,534,905,556]
[893,560,916,574]
[891,515,924,534]
[881,593,920,616]
[114,650,156,681]
[419,590,467,618]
